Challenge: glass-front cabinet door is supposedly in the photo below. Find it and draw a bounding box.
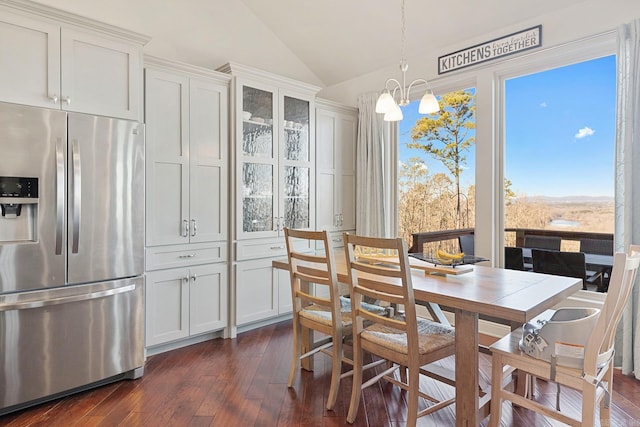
[236,79,314,239]
[280,93,312,231]
[238,81,278,239]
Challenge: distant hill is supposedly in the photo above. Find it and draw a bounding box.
[516,195,614,204]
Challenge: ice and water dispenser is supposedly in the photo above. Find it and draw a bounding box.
[0,176,39,242]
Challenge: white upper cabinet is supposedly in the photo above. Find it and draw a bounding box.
[316,100,357,232]
[144,58,230,248]
[0,1,148,120]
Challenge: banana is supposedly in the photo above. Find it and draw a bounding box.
[436,249,465,261]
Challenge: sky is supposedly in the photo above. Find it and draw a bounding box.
[398,55,616,198]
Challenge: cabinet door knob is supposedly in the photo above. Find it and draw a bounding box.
[192,274,197,282]
[183,275,189,283]
[62,96,71,105]
[49,94,59,104]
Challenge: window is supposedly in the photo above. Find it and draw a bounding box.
[398,88,476,252]
[504,56,615,249]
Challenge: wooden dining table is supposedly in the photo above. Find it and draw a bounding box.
[273,254,582,426]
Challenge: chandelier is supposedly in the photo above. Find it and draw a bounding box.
[375,0,439,121]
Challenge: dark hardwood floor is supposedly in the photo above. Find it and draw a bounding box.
[2,319,640,426]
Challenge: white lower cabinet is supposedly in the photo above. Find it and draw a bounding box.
[235,258,291,326]
[146,263,227,347]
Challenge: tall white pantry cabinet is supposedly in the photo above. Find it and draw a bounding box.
[144,56,230,353]
[218,62,320,334]
[315,99,358,245]
[0,0,147,121]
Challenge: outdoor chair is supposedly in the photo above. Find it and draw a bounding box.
[283,228,387,410]
[531,249,603,291]
[524,235,562,251]
[458,234,475,256]
[579,238,614,255]
[343,233,457,426]
[489,245,640,426]
[505,246,526,270]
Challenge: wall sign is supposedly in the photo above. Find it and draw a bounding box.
[438,25,542,74]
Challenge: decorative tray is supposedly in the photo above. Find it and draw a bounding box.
[409,253,489,267]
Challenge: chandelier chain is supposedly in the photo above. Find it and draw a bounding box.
[400,0,406,63]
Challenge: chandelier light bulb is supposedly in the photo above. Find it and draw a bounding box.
[375,89,396,114]
[418,91,440,114]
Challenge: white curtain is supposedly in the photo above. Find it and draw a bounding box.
[356,92,394,237]
[615,19,640,378]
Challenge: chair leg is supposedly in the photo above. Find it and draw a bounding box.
[488,354,504,427]
[347,335,363,424]
[326,332,342,411]
[600,364,614,425]
[288,317,301,388]
[582,381,597,426]
[406,365,419,427]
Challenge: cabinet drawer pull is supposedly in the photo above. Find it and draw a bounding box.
[332,238,341,242]
[270,245,285,250]
[178,254,196,258]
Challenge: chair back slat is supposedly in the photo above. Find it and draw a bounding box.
[584,245,640,374]
[295,264,331,284]
[352,260,405,278]
[291,251,327,264]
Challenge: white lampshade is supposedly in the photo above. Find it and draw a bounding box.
[375,90,396,113]
[418,91,440,114]
[383,103,403,121]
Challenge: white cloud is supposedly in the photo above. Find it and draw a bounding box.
[540,101,547,107]
[575,126,595,139]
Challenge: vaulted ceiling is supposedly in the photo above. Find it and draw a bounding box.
[238,0,588,87]
[32,0,589,90]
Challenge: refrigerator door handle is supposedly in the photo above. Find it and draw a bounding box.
[71,139,82,254]
[55,137,65,255]
[0,284,135,312]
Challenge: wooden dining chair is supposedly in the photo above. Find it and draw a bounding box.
[489,245,640,426]
[284,228,386,411]
[343,233,456,426]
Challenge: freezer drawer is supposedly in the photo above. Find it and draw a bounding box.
[0,277,145,414]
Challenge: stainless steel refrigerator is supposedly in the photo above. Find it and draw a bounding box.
[0,102,145,414]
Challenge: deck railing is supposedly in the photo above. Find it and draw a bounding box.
[409,228,613,254]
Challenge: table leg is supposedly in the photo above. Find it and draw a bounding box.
[455,309,479,427]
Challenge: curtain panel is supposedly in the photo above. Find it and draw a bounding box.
[615,18,640,378]
[356,93,388,237]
